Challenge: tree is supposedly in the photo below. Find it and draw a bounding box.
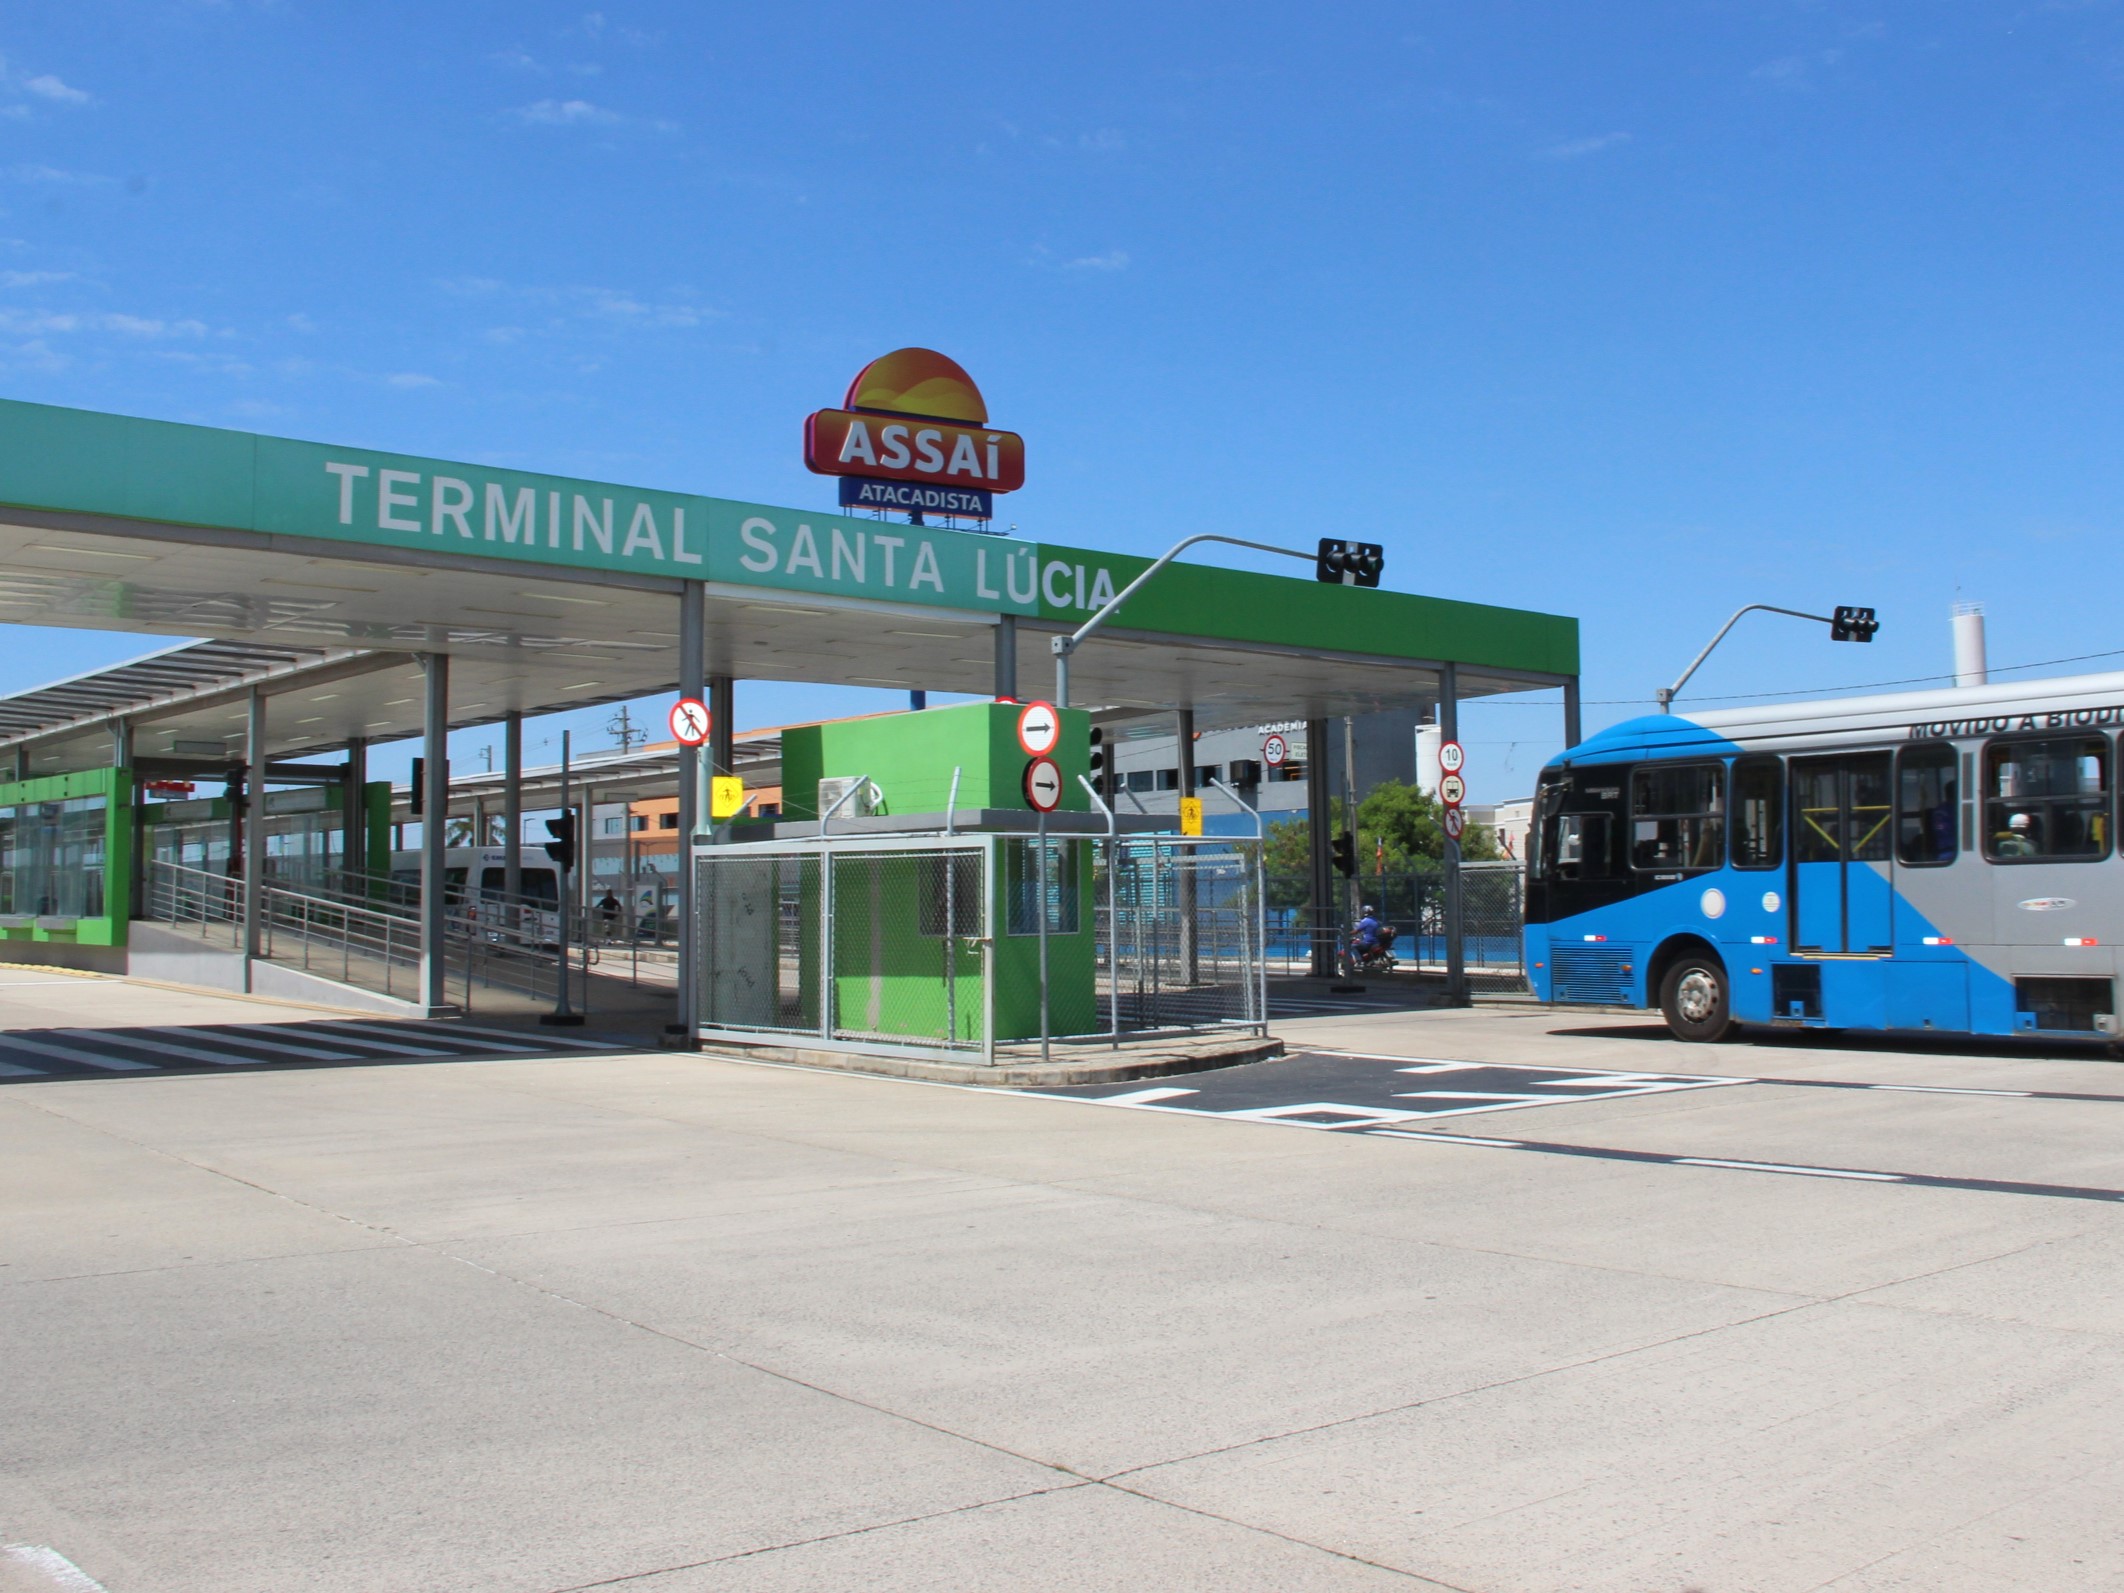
[1355,779,1500,868]
[1262,817,1312,909]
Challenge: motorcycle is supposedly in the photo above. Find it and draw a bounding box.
[1340,922,1399,977]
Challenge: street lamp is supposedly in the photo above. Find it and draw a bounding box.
[1051,534,1386,707]
[1657,603,1879,713]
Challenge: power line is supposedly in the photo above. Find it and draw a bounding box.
[1474,646,2124,707]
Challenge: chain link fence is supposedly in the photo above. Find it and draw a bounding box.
[1262,862,1528,986]
[1096,836,1265,1034]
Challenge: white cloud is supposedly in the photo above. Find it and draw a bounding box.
[0,269,75,287]
[509,97,619,125]
[491,47,545,72]
[1079,128,1126,153]
[10,164,114,185]
[24,74,89,105]
[0,309,208,338]
[386,371,441,388]
[284,312,316,333]
[1538,131,1632,160]
[1062,250,1130,272]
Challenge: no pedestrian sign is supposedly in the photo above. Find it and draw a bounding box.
[1016,700,1061,757]
[1023,757,1063,812]
[668,698,710,747]
[1443,806,1466,842]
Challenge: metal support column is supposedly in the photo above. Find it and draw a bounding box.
[502,712,522,902]
[993,613,1018,700]
[675,584,705,1034]
[1176,706,1198,984]
[1305,717,1335,976]
[709,676,735,787]
[1441,663,1466,1005]
[419,652,450,1013]
[344,736,368,883]
[243,690,267,979]
[1563,676,1582,752]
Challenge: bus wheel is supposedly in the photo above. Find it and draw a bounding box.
[1661,955,1736,1043]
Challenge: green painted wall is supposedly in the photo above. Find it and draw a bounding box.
[0,766,131,947]
[780,701,1091,820]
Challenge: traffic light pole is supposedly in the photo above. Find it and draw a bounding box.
[541,729,582,1026]
[1051,532,1313,708]
[1657,603,1877,712]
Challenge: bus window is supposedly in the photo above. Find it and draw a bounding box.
[1552,813,1611,879]
[1984,738,2110,861]
[1897,743,1957,866]
[480,866,559,904]
[1629,763,1725,873]
[1731,756,1782,870]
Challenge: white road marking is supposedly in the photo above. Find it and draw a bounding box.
[1677,1158,1901,1182]
[0,1035,155,1071]
[1,1540,111,1591]
[1220,1102,1429,1129]
[1370,1131,1524,1147]
[1092,1086,1200,1106]
[1870,1084,2031,1098]
[0,1059,48,1077]
[424,1020,626,1051]
[307,1021,564,1054]
[230,1023,455,1058]
[138,1027,358,1062]
[54,1029,270,1068]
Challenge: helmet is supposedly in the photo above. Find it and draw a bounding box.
[1361,904,1376,915]
[2010,813,2032,831]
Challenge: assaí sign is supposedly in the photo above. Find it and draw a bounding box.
[802,347,1025,519]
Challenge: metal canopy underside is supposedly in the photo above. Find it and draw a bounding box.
[0,509,1561,779]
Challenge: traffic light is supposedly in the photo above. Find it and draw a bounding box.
[1830,606,1879,643]
[1088,725,1108,796]
[1331,830,1357,878]
[543,812,578,872]
[409,757,424,816]
[1316,538,1385,588]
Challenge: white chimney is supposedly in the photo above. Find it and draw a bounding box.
[1415,722,1442,795]
[1952,602,1988,688]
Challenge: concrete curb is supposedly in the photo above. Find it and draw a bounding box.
[692,1035,1288,1087]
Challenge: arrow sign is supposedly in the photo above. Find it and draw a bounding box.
[1262,732,1290,768]
[1443,805,1467,842]
[668,698,710,747]
[1023,756,1063,812]
[1016,700,1061,757]
[1438,739,1465,775]
[1438,772,1466,808]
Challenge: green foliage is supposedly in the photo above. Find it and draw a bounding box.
[1263,817,1313,908]
[1355,779,1500,868]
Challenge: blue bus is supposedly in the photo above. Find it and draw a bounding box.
[1526,672,2124,1043]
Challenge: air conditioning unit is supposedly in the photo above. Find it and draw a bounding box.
[817,776,879,820]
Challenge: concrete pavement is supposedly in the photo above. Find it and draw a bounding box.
[5,970,2124,1590]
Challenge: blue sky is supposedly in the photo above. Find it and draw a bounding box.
[4,2,2123,800]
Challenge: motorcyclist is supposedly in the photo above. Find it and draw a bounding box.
[1354,905,1383,954]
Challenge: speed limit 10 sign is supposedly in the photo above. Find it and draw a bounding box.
[1438,739,1465,775]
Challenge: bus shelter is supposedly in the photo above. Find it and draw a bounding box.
[0,397,1580,1028]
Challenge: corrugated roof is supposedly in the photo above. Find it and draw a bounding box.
[0,638,334,740]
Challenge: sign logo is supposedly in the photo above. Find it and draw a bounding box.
[1023,757,1063,812]
[804,348,1024,521]
[2018,897,2076,912]
[1015,700,1062,757]
[668,698,710,747]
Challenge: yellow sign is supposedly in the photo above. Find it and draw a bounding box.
[711,776,747,819]
[1179,797,1203,837]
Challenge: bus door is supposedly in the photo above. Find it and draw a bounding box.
[1791,754,1894,954]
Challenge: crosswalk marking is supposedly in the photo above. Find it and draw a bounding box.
[54,1029,277,1069]
[0,1034,156,1071]
[437,1020,626,1051]
[220,1022,456,1058]
[135,1027,363,1063]
[307,1020,564,1055]
[0,1059,46,1077]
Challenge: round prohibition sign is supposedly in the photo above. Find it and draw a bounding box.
[1438,772,1467,808]
[1442,805,1467,842]
[1438,739,1465,775]
[668,697,710,747]
[1023,756,1064,813]
[1016,700,1062,757]
[1262,732,1290,767]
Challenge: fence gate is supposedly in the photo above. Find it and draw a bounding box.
[1099,836,1265,1034]
[694,836,992,1063]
